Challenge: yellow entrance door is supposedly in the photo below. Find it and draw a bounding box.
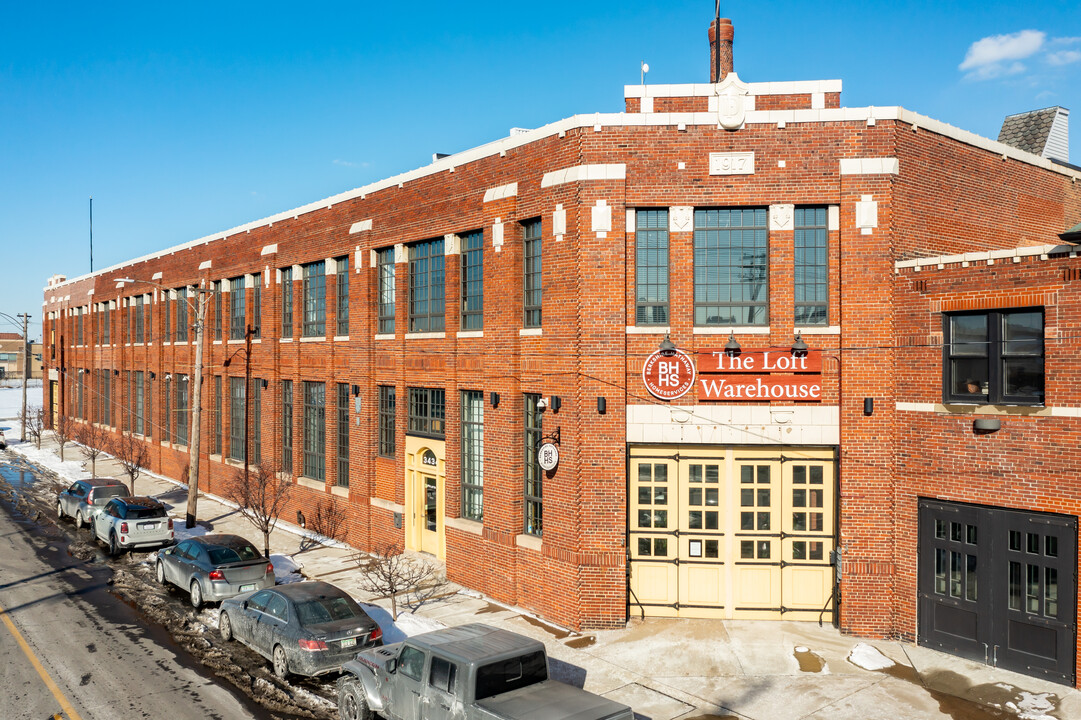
[629,454,678,616]
[419,474,442,556]
[677,459,726,618]
[49,381,58,427]
[730,453,783,619]
[780,460,836,618]
[404,437,446,560]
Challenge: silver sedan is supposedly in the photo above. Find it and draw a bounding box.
[156,534,275,609]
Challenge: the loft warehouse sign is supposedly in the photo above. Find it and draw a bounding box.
[642,346,823,402]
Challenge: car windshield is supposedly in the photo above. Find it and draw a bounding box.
[126,505,166,519]
[294,596,362,626]
[92,486,127,504]
[207,542,261,564]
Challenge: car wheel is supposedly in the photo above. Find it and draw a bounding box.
[219,612,233,642]
[109,531,121,557]
[272,644,289,679]
[189,581,203,609]
[337,676,372,720]
[75,510,84,529]
[57,501,65,520]
[155,561,166,586]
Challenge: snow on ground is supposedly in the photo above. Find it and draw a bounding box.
[1009,691,1057,720]
[14,439,90,482]
[0,379,43,425]
[361,602,445,644]
[847,642,895,670]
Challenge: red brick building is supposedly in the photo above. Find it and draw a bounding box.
[41,17,1081,685]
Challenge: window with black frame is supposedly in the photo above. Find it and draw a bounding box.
[407,387,445,438]
[524,393,542,537]
[337,383,349,487]
[303,381,326,481]
[176,287,189,342]
[280,268,293,338]
[379,385,396,456]
[303,261,326,337]
[693,208,768,326]
[944,308,1044,405]
[281,379,293,472]
[636,209,669,325]
[252,273,262,339]
[461,390,484,521]
[230,277,246,340]
[409,238,445,332]
[461,230,483,330]
[522,219,542,328]
[794,206,828,325]
[377,248,396,334]
[336,256,349,336]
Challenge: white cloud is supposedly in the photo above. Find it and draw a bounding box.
[1046,50,1081,66]
[1049,36,1081,46]
[333,159,370,168]
[960,30,1045,79]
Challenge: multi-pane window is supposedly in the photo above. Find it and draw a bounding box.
[163,290,171,342]
[522,219,542,328]
[103,303,110,345]
[145,295,152,342]
[252,273,262,339]
[252,379,262,464]
[164,375,172,441]
[229,377,245,461]
[282,380,293,473]
[230,277,246,340]
[134,370,145,435]
[794,207,828,325]
[134,296,145,343]
[636,209,670,325]
[461,390,484,521]
[76,369,85,419]
[303,381,326,481]
[945,309,1044,405]
[213,280,223,340]
[145,374,153,440]
[336,256,349,336]
[124,370,132,431]
[693,208,769,325]
[336,383,350,487]
[461,230,483,330]
[96,305,104,345]
[409,239,445,332]
[377,248,396,334]
[175,374,189,445]
[303,261,326,337]
[280,267,293,338]
[378,385,396,457]
[407,387,445,438]
[524,393,543,536]
[99,369,111,427]
[77,307,84,345]
[175,287,189,342]
[213,375,222,455]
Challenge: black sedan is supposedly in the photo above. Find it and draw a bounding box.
[218,581,382,678]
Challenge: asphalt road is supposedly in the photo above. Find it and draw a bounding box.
[0,489,263,720]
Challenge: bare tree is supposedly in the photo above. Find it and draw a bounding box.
[53,414,74,462]
[223,464,293,558]
[111,432,150,496]
[75,423,109,475]
[354,543,449,620]
[299,498,347,551]
[18,406,45,449]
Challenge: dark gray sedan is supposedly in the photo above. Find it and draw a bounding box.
[156,534,275,609]
[219,581,382,678]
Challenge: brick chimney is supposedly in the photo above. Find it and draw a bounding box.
[709,17,734,83]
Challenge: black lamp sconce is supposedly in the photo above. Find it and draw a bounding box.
[490,392,500,408]
[352,384,360,397]
[149,371,156,380]
[551,396,562,413]
[113,369,120,377]
[296,510,306,529]
[974,417,1001,433]
[791,332,809,357]
[597,396,607,414]
[261,378,269,390]
[863,397,874,416]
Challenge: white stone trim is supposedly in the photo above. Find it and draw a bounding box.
[445,516,483,535]
[624,79,843,98]
[482,182,518,203]
[299,336,322,342]
[626,404,839,446]
[456,330,484,339]
[626,326,670,334]
[444,233,459,255]
[516,534,542,551]
[261,244,278,255]
[394,244,405,264]
[693,326,770,335]
[374,333,395,341]
[795,325,841,335]
[370,497,403,513]
[828,205,840,231]
[839,158,899,175]
[895,243,1076,272]
[405,332,446,340]
[151,271,163,280]
[349,219,372,234]
[519,328,542,337]
[541,164,626,188]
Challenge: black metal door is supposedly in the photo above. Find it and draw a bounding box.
[918,499,1076,685]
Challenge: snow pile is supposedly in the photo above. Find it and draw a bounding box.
[0,381,42,423]
[361,602,445,644]
[270,554,305,584]
[13,442,90,482]
[847,642,895,671]
[1007,692,1056,720]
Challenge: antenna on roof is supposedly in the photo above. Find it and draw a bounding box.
[641,61,649,85]
[89,196,93,273]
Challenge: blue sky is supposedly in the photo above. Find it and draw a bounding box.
[2,1,1079,339]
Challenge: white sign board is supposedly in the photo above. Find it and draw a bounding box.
[709,151,755,176]
[537,443,559,471]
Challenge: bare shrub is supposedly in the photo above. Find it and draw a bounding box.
[299,498,347,551]
[223,464,293,558]
[53,414,74,462]
[354,543,449,620]
[19,406,45,449]
[111,432,151,496]
[75,423,109,475]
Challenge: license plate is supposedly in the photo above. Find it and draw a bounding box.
[138,522,158,529]
[340,637,357,649]
[240,584,256,592]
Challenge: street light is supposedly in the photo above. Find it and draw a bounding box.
[116,277,212,529]
[0,310,31,442]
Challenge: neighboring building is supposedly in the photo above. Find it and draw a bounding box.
[0,332,39,380]
[40,16,1081,685]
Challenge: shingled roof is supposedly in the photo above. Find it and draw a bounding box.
[998,107,1070,161]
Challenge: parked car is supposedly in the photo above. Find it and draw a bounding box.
[91,496,174,556]
[57,477,130,528]
[338,623,634,720]
[219,581,382,678]
[156,534,275,609]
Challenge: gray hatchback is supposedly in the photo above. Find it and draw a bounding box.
[156,534,275,609]
[57,477,130,528]
[219,581,382,678]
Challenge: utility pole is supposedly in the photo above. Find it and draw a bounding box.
[19,313,30,442]
[185,285,208,528]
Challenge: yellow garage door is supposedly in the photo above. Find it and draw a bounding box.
[629,446,836,621]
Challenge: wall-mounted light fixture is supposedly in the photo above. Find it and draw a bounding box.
[863,397,874,416]
[551,396,562,413]
[261,378,269,390]
[113,369,119,377]
[490,392,500,408]
[974,417,1001,433]
[791,332,809,357]
[658,333,677,356]
[724,331,741,357]
[597,397,607,414]
[352,384,360,397]
[149,371,156,380]
[296,509,306,528]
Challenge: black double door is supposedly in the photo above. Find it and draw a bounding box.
[918,499,1076,684]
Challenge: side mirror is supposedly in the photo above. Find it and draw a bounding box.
[241,601,248,610]
[385,659,397,674]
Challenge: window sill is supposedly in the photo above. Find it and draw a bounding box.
[297,476,325,490]
[299,336,323,343]
[456,330,483,339]
[280,338,292,343]
[406,332,446,340]
[227,339,243,344]
[330,484,349,497]
[213,340,223,345]
[626,325,670,334]
[693,326,770,335]
[370,497,404,514]
[374,333,395,341]
[519,328,542,337]
[795,325,840,335]
[445,516,483,536]
[333,335,349,342]
[516,533,542,551]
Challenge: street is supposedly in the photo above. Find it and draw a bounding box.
[0,467,266,720]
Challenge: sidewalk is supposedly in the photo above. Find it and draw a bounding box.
[10,434,1081,720]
